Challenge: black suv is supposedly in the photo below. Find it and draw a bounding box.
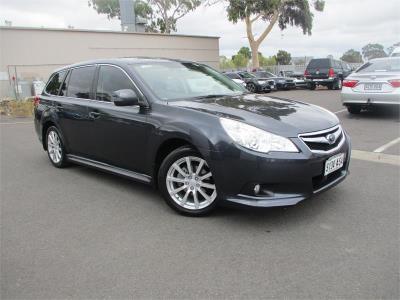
[304,58,352,90]
[34,58,350,216]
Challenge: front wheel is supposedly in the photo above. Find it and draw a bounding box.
[158,147,218,216]
[246,83,257,93]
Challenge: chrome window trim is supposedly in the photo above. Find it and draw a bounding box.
[298,125,346,154]
[43,63,148,106]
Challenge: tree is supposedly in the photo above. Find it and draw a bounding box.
[361,43,387,60]
[258,53,276,67]
[88,0,201,33]
[225,0,325,68]
[219,56,235,69]
[232,53,249,68]
[238,46,252,59]
[274,50,291,65]
[340,49,363,63]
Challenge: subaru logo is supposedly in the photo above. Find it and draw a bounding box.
[326,134,336,144]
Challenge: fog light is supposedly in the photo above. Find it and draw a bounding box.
[254,184,261,195]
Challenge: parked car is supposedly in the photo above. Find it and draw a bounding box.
[226,71,273,93]
[34,58,350,216]
[341,57,400,114]
[252,70,296,90]
[279,70,308,88]
[304,58,352,90]
[223,72,247,88]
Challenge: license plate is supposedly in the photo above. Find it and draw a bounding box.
[324,153,345,176]
[364,83,382,90]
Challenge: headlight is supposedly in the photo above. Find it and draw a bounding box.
[220,118,298,153]
[278,80,285,83]
[258,80,267,84]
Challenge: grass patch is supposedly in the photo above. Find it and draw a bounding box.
[0,98,34,117]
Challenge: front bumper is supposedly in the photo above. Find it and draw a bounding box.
[208,132,351,208]
[277,82,296,89]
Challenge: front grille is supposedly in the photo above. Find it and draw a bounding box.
[299,125,344,153]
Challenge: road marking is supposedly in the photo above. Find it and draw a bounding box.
[333,109,347,114]
[0,121,33,125]
[351,150,400,166]
[373,137,400,153]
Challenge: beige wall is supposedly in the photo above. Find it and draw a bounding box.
[0,26,219,98]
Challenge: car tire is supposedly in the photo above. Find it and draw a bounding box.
[308,83,316,90]
[158,146,218,216]
[347,105,361,114]
[46,126,68,168]
[247,83,257,93]
[327,83,334,90]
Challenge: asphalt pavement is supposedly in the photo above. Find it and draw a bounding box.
[1,89,399,299]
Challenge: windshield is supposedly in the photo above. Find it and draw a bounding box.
[356,58,400,73]
[239,72,256,79]
[255,71,275,78]
[129,61,245,100]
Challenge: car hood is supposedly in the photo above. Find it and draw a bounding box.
[168,94,339,137]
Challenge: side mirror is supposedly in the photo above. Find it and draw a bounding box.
[112,89,139,106]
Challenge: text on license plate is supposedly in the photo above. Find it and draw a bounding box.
[364,83,382,90]
[324,153,345,176]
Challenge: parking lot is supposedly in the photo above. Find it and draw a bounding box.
[1,89,399,299]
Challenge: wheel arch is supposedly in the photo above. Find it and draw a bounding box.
[153,138,200,186]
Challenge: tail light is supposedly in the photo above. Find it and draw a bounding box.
[328,68,335,77]
[304,69,310,76]
[389,79,400,88]
[33,95,40,106]
[343,80,359,88]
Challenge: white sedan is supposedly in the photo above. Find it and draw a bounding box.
[341,57,400,114]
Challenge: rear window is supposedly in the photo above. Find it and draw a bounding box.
[356,58,400,73]
[45,71,67,95]
[66,66,96,99]
[307,59,331,69]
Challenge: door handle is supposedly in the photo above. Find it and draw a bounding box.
[89,111,101,119]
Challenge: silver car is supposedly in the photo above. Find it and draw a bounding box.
[341,57,400,114]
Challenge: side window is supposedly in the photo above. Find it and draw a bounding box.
[59,70,70,96]
[45,71,66,95]
[66,66,96,99]
[96,66,135,102]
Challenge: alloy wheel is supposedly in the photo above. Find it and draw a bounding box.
[247,83,256,93]
[47,130,62,164]
[166,156,217,210]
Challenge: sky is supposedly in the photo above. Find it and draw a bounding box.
[1,0,399,59]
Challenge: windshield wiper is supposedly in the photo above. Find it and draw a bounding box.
[189,94,230,100]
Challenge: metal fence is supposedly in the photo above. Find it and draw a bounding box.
[221,62,363,75]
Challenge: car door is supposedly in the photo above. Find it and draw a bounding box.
[85,64,150,174]
[55,65,95,156]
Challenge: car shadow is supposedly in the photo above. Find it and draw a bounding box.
[343,106,400,121]
[66,162,341,228]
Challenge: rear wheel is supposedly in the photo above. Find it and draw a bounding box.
[46,126,68,168]
[347,105,362,114]
[308,83,316,90]
[158,146,218,216]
